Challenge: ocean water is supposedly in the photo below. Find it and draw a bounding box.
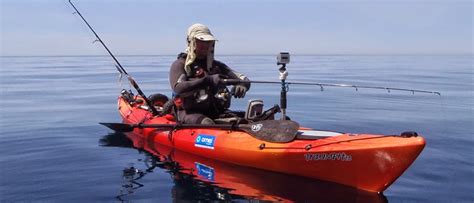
[0,55,472,202]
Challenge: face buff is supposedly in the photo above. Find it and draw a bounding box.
[184,23,216,77]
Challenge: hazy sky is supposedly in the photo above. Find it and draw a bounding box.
[1,0,472,56]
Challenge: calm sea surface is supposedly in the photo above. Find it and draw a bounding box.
[0,55,472,202]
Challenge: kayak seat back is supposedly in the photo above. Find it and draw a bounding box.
[148,93,169,108]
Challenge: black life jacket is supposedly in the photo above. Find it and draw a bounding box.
[176,53,231,117]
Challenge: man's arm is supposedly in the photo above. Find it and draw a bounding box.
[215,60,251,90]
[169,59,207,94]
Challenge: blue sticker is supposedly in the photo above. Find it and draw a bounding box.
[195,134,216,149]
[195,162,214,181]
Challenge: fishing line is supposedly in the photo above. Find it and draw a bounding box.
[437,94,449,142]
[68,0,159,116]
[67,1,127,92]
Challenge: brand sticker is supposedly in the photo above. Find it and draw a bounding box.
[195,134,216,149]
[304,152,352,162]
[251,123,263,132]
[195,162,215,181]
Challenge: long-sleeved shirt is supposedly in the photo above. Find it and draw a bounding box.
[169,54,250,115]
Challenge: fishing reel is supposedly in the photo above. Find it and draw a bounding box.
[121,89,136,103]
[214,86,232,111]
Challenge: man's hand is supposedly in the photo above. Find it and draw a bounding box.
[233,85,248,98]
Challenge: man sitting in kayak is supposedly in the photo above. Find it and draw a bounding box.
[169,23,250,124]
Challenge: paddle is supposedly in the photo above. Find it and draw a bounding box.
[100,120,299,143]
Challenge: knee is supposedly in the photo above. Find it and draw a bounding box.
[200,117,215,124]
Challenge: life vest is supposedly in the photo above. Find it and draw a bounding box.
[175,53,231,117]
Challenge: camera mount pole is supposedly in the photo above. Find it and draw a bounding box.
[278,62,289,121]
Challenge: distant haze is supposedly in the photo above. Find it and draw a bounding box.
[1,0,472,56]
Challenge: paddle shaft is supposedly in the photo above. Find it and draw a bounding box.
[135,123,243,131]
[68,0,159,116]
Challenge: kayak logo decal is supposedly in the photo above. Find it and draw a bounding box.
[195,134,216,149]
[304,152,352,162]
[251,123,263,132]
[195,162,215,181]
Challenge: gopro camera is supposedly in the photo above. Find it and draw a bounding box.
[277,52,290,64]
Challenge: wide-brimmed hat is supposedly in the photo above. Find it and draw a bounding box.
[187,23,217,42]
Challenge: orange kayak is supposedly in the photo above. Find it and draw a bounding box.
[123,132,386,202]
[115,94,425,193]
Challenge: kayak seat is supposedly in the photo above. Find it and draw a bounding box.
[148,93,176,115]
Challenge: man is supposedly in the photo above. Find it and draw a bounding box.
[169,23,250,124]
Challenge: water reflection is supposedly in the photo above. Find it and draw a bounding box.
[100,133,387,202]
[117,166,145,201]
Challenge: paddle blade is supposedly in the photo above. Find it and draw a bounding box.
[241,120,299,143]
[100,122,135,132]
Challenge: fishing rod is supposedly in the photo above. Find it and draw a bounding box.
[68,0,160,116]
[223,53,441,96]
[223,79,441,96]
[226,52,440,120]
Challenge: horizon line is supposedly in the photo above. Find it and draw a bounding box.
[1,53,472,57]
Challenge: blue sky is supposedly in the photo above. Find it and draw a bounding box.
[1,0,472,56]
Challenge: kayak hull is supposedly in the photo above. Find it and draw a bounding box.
[117,96,425,193]
[124,132,387,202]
